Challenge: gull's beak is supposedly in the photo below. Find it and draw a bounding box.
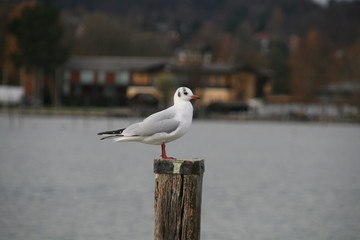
[191,95,200,100]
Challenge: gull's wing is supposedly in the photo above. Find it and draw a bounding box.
[123,106,179,136]
[131,119,180,136]
[143,106,175,122]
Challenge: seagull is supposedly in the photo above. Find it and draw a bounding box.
[97,87,200,159]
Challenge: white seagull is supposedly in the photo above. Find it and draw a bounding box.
[97,87,200,159]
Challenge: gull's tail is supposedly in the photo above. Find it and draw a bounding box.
[97,128,140,142]
[97,128,125,140]
[97,128,125,136]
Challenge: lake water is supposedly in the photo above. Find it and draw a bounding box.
[0,114,360,240]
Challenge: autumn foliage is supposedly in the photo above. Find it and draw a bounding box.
[1,0,360,105]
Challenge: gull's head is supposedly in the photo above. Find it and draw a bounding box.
[174,87,200,103]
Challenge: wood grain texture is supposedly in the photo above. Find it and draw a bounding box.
[154,159,204,240]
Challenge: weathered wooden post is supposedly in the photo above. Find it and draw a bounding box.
[154,158,205,240]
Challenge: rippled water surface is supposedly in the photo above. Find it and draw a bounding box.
[1,114,360,240]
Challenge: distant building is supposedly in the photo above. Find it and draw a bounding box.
[197,64,272,105]
[62,56,166,106]
[62,56,273,106]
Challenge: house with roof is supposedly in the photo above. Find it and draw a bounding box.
[199,64,272,105]
[62,55,272,107]
[62,56,167,106]
[160,61,272,105]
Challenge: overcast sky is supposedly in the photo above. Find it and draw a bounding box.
[312,0,355,6]
[312,0,328,5]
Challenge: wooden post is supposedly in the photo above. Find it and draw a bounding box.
[154,159,205,240]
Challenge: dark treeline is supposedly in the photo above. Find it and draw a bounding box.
[1,0,360,101]
[52,0,360,46]
[59,0,360,98]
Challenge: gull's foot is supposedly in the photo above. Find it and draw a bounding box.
[160,155,176,160]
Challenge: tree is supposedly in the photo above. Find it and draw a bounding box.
[290,29,331,102]
[71,12,172,57]
[337,42,360,105]
[267,6,284,35]
[267,39,290,94]
[155,73,175,107]
[72,12,133,56]
[7,2,68,106]
[234,22,266,67]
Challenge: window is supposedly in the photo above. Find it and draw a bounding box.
[116,71,129,85]
[80,70,93,84]
[106,72,115,84]
[70,71,80,83]
[132,73,150,85]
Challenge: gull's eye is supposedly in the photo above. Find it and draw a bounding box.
[184,91,188,95]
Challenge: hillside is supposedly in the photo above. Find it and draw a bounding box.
[1,0,360,98]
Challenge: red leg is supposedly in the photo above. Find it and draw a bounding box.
[161,143,175,159]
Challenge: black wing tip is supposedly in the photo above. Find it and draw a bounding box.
[97,128,125,136]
